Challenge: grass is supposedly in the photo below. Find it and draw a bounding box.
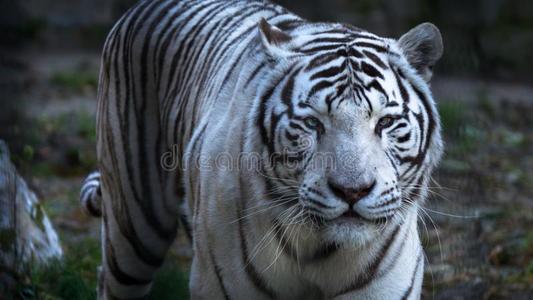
[37,111,96,143]
[10,238,189,299]
[438,100,467,135]
[438,100,486,157]
[150,263,190,299]
[12,238,100,300]
[10,111,97,177]
[50,71,98,92]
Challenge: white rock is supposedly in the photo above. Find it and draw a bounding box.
[0,140,62,275]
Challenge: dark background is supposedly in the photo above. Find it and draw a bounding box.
[1,0,532,299]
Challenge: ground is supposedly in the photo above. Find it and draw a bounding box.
[4,48,533,299]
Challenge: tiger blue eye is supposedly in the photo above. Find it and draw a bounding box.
[304,117,320,128]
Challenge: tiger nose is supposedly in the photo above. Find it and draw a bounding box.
[327,179,376,206]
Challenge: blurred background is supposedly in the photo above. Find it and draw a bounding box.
[0,0,532,299]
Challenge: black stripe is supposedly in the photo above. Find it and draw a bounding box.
[401,251,423,300]
[246,62,266,87]
[360,61,384,79]
[204,9,281,80]
[305,52,341,71]
[348,47,364,58]
[413,87,435,158]
[355,41,387,52]
[85,191,102,217]
[285,130,299,141]
[208,248,231,300]
[163,0,229,100]
[140,0,176,102]
[127,0,161,219]
[281,66,302,117]
[367,196,399,210]
[80,184,94,200]
[170,1,237,155]
[288,121,309,133]
[310,242,339,261]
[320,27,360,35]
[104,217,152,286]
[334,224,401,296]
[197,4,269,85]
[376,225,410,279]
[237,199,276,298]
[103,0,171,267]
[301,37,352,48]
[351,33,380,41]
[310,63,346,81]
[390,122,408,131]
[257,74,287,150]
[179,213,192,242]
[138,0,178,240]
[363,50,388,69]
[190,122,209,219]
[269,110,284,154]
[153,1,195,83]
[386,100,399,107]
[397,132,411,143]
[158,0,210,97]
[300,44,344,54]
[365,79,386,97]
[305,197,336,210]
[394,68,410,104]
[122,0,176,241]
[275,18,304,31]
[308,76,347,98]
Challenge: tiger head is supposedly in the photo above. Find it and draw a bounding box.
[251,19,443,246]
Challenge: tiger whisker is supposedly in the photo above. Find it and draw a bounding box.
[240,192,297,213]
[404,198,444,263]
[248,204,305,267]
[231,198,298,224]
[254,169,299,184]
[263,208,304,273]
[402,188,478,219]
[247,208,294,266]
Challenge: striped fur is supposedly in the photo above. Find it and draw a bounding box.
[80,171,102,217]
[83,0,443,299]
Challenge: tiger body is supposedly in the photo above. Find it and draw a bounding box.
[86,0,443,299]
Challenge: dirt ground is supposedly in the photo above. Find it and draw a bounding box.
[3,48,533,299]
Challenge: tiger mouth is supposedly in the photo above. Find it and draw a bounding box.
[341,210,363,219]
[307,209,389,226]
[335,210,388,225]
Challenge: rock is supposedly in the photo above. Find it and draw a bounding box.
[0,140,62,288]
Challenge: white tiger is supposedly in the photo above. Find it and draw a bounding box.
[80,0,443,299]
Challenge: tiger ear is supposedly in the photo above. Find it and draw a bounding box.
[258,18,293,58]
[398,23,443,82]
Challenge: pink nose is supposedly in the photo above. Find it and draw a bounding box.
[328,179,376,206]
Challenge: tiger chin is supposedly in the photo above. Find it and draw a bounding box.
[81,0,444,299]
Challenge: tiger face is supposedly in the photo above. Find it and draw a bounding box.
[254,20,443,246]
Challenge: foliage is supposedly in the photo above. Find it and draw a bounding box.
[50,71,98,92]
[8,237,189,299]
[11,111,97,178]
[149,262,190,299]
[12,238,100,300]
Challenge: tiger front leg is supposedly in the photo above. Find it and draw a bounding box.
[96,173,180,299]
